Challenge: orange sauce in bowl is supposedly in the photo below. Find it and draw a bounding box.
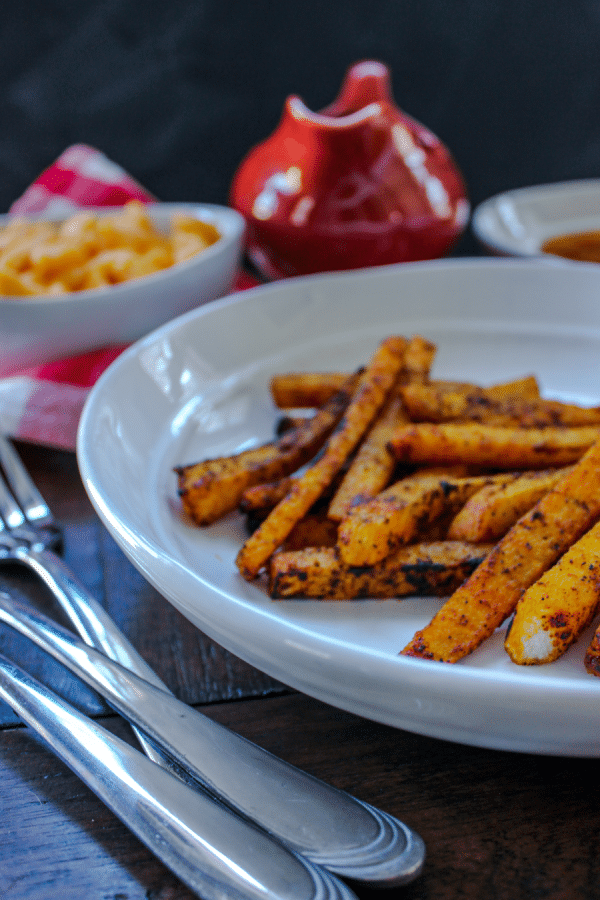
[541,230,600,262]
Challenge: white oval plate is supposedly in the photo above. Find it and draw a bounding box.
[472,179,600,258]
[78,258,600,757]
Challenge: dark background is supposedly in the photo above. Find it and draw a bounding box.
[1,1,598,253]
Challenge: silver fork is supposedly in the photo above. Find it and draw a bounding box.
[0,433,425,887]
[0,646,357,900]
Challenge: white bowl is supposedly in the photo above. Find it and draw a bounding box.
[472,179,600,258]
[0,202,245,376]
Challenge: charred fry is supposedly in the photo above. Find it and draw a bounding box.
[327,335,438,521]
[269,541,493,599]
[400,383,600,427]
[235,337,408,579]
[270,371,354,409]
[327,393,408,520]
[388,423,600,470]
[337,472,512,567]
[447,466,575,543]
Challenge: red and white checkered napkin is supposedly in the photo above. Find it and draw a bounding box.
[9,143,155,216]
[0,144,255,450]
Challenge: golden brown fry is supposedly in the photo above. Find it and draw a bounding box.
[270,372,354,409]
[337,472,510,567]
[397,467,486,541]
[424,376,540,401]
[505,519,600,665]
[327,393,408,520]
[269,541,493,599]
[269,334,434,410]
[483,376,541,401]
[176,373,358,525]
[447,466,575,542]
[235,336,408,579]
[401,439,600,663]
[400,385,463,422]
[388,423,600,470]
[400,382,600,427]
[401,335,437,380]
[327,333,436,520]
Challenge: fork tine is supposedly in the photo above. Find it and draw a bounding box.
[0,435,53,527]
[0,467,26,530]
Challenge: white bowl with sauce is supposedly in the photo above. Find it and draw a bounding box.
[0,202,246,377]
[472,179,600,260]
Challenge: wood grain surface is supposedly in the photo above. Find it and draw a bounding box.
[1,443,599,900]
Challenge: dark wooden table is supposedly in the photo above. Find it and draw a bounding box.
[1,441,598,900]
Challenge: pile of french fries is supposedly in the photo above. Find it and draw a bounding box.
[175,334,600,674]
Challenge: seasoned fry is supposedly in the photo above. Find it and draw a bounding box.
[269,541,493,599]
[328,393,408,520]
[447,466,575,542]
[423,376,540,401]
[270,372,353,409]
[269,334,434,409]
[337,472,512,567]
[505,519,600,665]
[388,423,600,470]
[496,397,600,427]
[401,439,600,662]
[483,376,541,401]
[401,335,437,379]
[176,373,358,525]
[326,333,438,520]
[400,383,600,426]
[235,336,408,579]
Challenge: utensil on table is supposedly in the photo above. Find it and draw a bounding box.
[0,650,356,900]
[0,432,168,770]
[0,434,426,887]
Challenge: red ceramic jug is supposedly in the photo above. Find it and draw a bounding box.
[230,60,469,279]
